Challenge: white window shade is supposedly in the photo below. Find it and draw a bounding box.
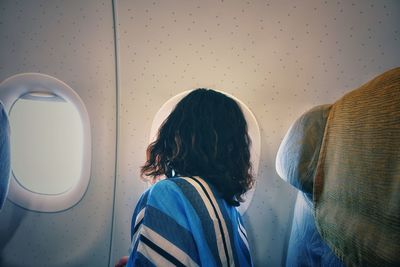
[0,73,91,212]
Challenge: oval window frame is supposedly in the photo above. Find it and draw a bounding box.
[149,90,261,215]
[0,73,91,212]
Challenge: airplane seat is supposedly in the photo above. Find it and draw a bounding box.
[277,67,400,267]
[276,104,345,267]
[0,100,10,210]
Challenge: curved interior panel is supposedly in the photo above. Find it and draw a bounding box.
[149,90,261,215]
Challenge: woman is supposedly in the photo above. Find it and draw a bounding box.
[119,88,254,267]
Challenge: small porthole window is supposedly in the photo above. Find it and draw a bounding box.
[0,73,91,212]
[10,93,83,195]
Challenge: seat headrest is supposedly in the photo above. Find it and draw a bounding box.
[0,102,10,210]
[276,104,331,195]
[314,67,400,266]
[277,67,400,266]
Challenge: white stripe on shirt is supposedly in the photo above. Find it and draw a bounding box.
[139,225,199,267]
[183,177,231,267]
[137,239,176,267]
[194,176,235,267]
[129,207,146,254]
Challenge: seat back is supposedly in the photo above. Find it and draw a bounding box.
[276,104,344,267]
[277,67,400,267]
[0,101,10,210]
[314,67,400,267]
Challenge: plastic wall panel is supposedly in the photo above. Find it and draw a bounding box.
[112,1,400,266]
[0,1,116,266]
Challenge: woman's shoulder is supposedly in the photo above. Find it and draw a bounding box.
[135,178,200,228]
[148,177,185,193]
[144,176,228,212]
[146,176,216,203]
[132,179,180,211]
[149,176,201,191]
[144,177,189,202]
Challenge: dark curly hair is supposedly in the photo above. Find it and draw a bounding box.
[141,88,253,206]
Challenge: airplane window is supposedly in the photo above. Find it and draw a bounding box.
[0,73,91,212]
[10,93,83,195]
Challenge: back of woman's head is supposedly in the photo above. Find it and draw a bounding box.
[141,88,253,206]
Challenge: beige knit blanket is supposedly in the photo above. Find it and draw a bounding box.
[314,67,400,266]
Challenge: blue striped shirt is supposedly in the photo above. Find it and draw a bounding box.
[127,176,253,267]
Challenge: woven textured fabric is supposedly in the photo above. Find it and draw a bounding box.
[314,67,400,267]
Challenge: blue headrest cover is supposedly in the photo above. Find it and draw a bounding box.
[0,102,10,210]
[275,104,331,194]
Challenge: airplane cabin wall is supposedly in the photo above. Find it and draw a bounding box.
[111,1,400,266]
[0,1,399,267]
[0,1,116,266]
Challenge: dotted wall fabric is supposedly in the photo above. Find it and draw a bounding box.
[112,1,400,266]
[0,1,399,267]
[0,1,116,267]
